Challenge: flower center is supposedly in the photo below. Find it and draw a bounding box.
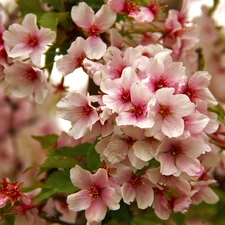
[158,105,171,118]
[88,186,99,200]
[125,1,139,14]
[154,77,168,91]
[130,176,144,188]
[120,87,131,103]
[131,104,144,118]
[21,68,38,84]
[184,86,197,103]
[170,144,181,157]
[25,34,38,47]
[89,24,101,36]
[76,54,85,68]
[0,179,23,204]
[82,105,93,116]
[125,136,136,147]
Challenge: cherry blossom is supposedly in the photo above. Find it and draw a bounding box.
[4,60,48,104]
[182,71,217,106]
[117,165,154,209]
[56,37,87,76]
[0,178,23,208]
[56,91,99,139]
[116,82,155,129]
[67,165,121,223]
[100,67,139,113]
[71,2,116,59]
[148,87,195,138]
[14,189,46,225]
[2,14,56,66]
[155,137,205,176]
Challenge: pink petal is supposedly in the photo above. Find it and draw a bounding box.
[108,0,125,12]
[181,138,205,158]
[172,94,195,117]
[153,193,170,220]
[176,155,201,176]
[200,187,219,204]
[38,27,56,46]
[33,80,48,104]
[7,43,31,58]
[101,187,121,210]
[71,2,94,29]
[3,24,26,47]
[93,169,109,189]
[85,198,107,222]
[85,36,106,59]
[95,4,117,31]
[173,195,191,212]
[103,138,128,164]
[22,14,38,33]
[135,181,154,209]
[133,141,154,161]
[30,47,44,66]
[67,190,92,211]
[128,149,148,169]
[159,153,178,176]
[162,115,184,138]
[70,165,93,189]
[121,183,135,205]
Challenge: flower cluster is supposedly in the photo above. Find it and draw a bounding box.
[1,0,225,225]
[54,1,220,224]
[1,13,55,104]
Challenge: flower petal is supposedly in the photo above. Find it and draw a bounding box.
[70,165,93,189]
[95,4,117,31]
[121,183,135,205]
[85,198,107,222]
[67,190,92,212]
[85,36,106,59]
[101,187,121,210]
[71,2,94,29]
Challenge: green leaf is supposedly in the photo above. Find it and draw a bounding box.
[35,169,78,202]
[38,144,92,172]
[171,213,185,225]
[32,134,58,150]
[208,104,225,124]
[39,12,58,31]
[108,201,131,225]
[45,169,78,193]
[16,0,44,17]
[54,144,91,158]
[40,153,78,169]
[86,148,101,171]
[34,188,56,202]
[43,0,65,11]
[45,45,57,77]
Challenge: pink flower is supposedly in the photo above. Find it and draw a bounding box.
[117,165,154,209]
[0,178,23,208]
[182,71,217,106]
[155,137,205,176]
[148,87,195,138]
[71,2,116,59]
[116,82,155,129]
[100,67,139,113]
[4,60,48,104]
[3,14,56,66]
[191,180,219,205]
[14,189,46,225]
[67,165,121,223]
[56,91,99,139]
[56,37,87,76]
[142,53,186,93]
